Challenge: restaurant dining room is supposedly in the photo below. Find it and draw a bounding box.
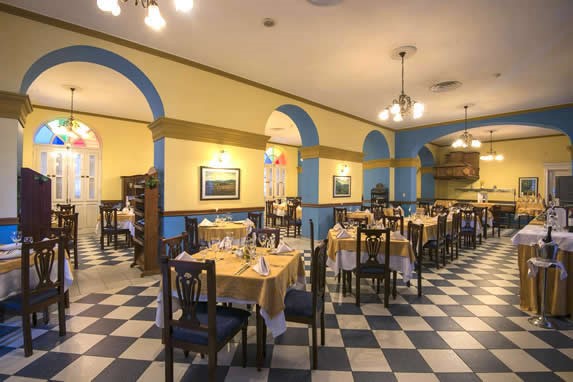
[1,1,573,381]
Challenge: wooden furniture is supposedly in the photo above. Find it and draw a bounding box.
[251,228,280,248]
[0,237,66,357]
[161,257,250,382]
[446,211,461,260]
[355,228,392,307]
[434,151,479,180]
[56,204,75,215]
[384,215,404,234]
[121,174,146,208]
[423,214,447,268]
[407,221,424,297]
[372,205,383,221]
[184,217,200,254]
[99,206,131,250]
[199,222,249,242]
[473,206,489,240]
[460,211,479,249]
[60,213,79,269]
[20,168,51,241]
[333,207,347,224]
[132,168,160,276]
[247,212,263,229]
[265,200,278,227]
[491,205,511,237]
[370,183,389,207]
[161,233,189,259]
[285,204,302,238]
[284,222,326,369]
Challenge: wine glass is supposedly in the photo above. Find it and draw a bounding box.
[258,233,267,248]
[10,231,22,244]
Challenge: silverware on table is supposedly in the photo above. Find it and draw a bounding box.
[234,263,250,275]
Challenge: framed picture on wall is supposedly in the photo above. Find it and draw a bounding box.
[200,166,240,200]
[333,176,351,198]
[518,177,538,196]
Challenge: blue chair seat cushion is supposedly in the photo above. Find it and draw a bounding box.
[461,227,475,232]
[1,288,59,312]
[424,240,445,249]
[284,289,321,318]
[357,265,387,275]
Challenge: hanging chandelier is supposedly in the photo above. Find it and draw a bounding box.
[97,0,194,30]
[378,50,424,122]
[55,88,90,139]
[480,130,504,161]
[452,105,481,148]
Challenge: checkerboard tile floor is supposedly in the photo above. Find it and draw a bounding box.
[77,235,133,269]
[1,230,573,381]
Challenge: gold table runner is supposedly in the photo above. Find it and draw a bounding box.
[170,248,305,319]
[198,222,249,242]
[517,244,573,316]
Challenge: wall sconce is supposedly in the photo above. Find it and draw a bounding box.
[338,163,349,175]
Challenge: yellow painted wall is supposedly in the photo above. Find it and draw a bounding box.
[265,143,299,197]
[23,107,153,200]
[435,135,571,201]
[164,139,264,211]
[318,159,363,204]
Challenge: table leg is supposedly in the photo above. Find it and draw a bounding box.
[256,305,263,370]
[528,267,553,329]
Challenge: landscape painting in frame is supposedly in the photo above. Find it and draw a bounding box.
[519,177,538,196]
[333,176,351,198]
[200,166,240,200]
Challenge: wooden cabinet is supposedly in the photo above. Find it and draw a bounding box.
[121,174,146,208]
[434,151,480,181]
[131,168,160,276]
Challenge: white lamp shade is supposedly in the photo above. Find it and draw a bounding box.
[471,139,481,148]
[145,4,166,30]
[378,109,389,120]
[393,113,403,122]
[111,4,121,16]
[390,103,400,115]
[413,102,424,113]
[495,154,504,161]
[97,0,118,12]
[175,0,194,12]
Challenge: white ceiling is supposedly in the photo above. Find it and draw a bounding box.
[431,124,563,146]
[5,0,573,131]
[28,62,153,121]
[265,110,302,146]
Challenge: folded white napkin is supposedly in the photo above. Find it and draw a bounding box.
[0,243,20,251]
[253,256,270,276]
[175,251,196,262]
[365,209,370,213]
[0,250,21,260]
[199,218,215,227]
[121,207,130,213]
[276,242,293,253]
[336,229,352,239]
[333,223,343,232]
[527,257,568,280]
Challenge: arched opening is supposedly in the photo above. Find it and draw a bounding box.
[417,145,435,201]
[362,130,390,202]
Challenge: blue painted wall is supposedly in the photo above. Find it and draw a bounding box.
[418,146,435,200]
[0,224,18,245]
[20,45,164,120]
[364,168,390,201]
[163,210,264,239]
[362,130,391,200]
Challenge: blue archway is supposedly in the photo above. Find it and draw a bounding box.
[275,104,319,147]
[362,130,391,201]
[21,45,164,120]
[418,145,435,200]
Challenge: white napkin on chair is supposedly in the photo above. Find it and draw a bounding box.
[199,218,215,227]
[253,256,270,276]
[175,251,196,261]
[0,243,20,251]
[276,241,293,253]
[333,223,343,232]
[336,229,352,239]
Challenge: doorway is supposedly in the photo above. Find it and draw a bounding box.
[32,119,101,233]
[544,162,572,203]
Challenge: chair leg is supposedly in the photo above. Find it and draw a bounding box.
[58,300,66,336]
[22,313,33,357]
[242,325,248,368]
[392,271,397,299]
[65,291,70,308]
[208,349,217,382]
[320,311,325,346]
[417,258,422,297]
[114,232,118,250]
[346,271,352,295]
[43,308,49,325]
[165,345,174,382]
[262,324,267,358]
[434,249,439,269]
[355,275,360,306]
[183,350,189,358]
[32,312,37,327]
[100,235,104,250]
[74,244,79,270]
[312,321,318,370]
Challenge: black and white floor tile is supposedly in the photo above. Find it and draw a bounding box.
[77,235,133,269]
[1,230,573,381]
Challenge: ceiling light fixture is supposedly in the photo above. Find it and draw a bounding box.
[452,105,481,149]
[97,0,194,30]
[55,88,89,139]
[480,130,504,161]
[378,49,424,122]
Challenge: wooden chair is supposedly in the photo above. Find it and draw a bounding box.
[371,205,384,221]
[0,237,66,356]
[161,257,250,382]
[348,216,368,227]
[423,214,447,268]
[407,221,424,297]
[285,204,302,238]
[393,207,403,216]
[184,216,201,254]
[446,211,461,260]
[247,212,263,229]
[333,207,347,225]
[56,203,75,215]
[264,200,278,227]
[250,227,280,248]
[355,227,392,307]
[383,215,404,234]
[284,219,326,369]
[473,206,488,240]
[162,232,190,259]
[491,206,511,237]
[460,211,479,249]
[99,206,131,251]
[60,212,79,269]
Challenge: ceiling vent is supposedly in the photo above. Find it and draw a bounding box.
[430,80,462,93]
[307,0,343,6]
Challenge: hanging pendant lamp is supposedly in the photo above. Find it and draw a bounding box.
[451,105,481,148]
[480,130,504,161]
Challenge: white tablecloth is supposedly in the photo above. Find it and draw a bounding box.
[511,225,573,252]
[0,252,74,301]
[326,251,414,283]
[95,220,135,237]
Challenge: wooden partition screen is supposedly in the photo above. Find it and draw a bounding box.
[20,168,51,241]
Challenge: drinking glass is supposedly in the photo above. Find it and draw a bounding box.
[258,233,267,248]
[10,231,22,244]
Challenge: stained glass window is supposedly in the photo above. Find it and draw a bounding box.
[33,118,99,149]
[264,147,287,199]
[264,147,286,165]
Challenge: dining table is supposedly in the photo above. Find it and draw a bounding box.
[347,210,375,224]
[0,244,74,301]
[95,210,136,236]
[512,224,573,316]
[198,220,251,243]
[326,227,415,283]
